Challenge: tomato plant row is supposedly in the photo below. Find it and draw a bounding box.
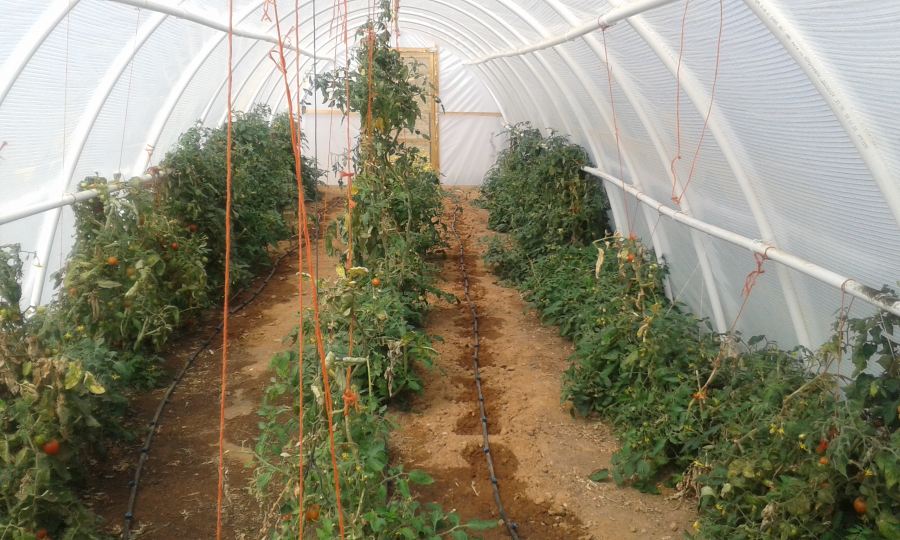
[480,124,899,539]
[250,8,496,538]
[1,108,322,539]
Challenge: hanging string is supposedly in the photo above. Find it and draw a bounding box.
[694,248,769,400]
[341,0,354,270]
[215,0,235,537]
[601,29,634,238]
[669,0,689,203]
[292,2,306,538]
[338,0,359,414]
[312,0,323,291]
[392,0,401,48]
[59,12,71,271]
[671,0,725,206]
[270,1,346,536]
[117,8,141,175]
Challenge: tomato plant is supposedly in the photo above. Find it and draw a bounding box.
[316,6,447,387]
[1,245,111,537]
[252,5,489,539]
[53,178,208,352]
[479,122,609,252]
[160,104,323,290]
[254,270,490,539]
[479,128,900,539]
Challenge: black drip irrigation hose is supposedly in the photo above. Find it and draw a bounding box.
[122,200,333,539]
[449,205,520,540]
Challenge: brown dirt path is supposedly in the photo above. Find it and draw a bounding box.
[84,189,343,539]
[390,188,695,539]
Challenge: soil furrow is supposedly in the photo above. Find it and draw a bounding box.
[390,188,694,539]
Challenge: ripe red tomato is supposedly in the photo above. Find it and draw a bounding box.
[815,439,828,455]
[42,439,60,456]
[187,223,199,233]
[170,242,179,251]
[35,529,48,539]
[853,497,867,515]
[625,253,635,263]
[371,278,382,287]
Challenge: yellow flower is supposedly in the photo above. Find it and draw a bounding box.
[864,468,875,478]
[692,521,701,531]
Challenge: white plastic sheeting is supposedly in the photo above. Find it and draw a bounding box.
[0,0,898,354]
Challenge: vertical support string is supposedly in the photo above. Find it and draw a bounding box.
[117,8,141,175]
[293,3,305,539]
[601,29,634,238]
[215,0,235,537]
[271,1,346,536]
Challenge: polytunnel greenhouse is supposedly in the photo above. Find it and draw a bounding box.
[0,0,898,538]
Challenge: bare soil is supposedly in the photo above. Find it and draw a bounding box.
[389,188,695,540]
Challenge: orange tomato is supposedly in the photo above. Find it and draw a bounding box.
[305,503,321,522]
[371,278,382,287]
[106,256,119,266]
[853,497,867,515]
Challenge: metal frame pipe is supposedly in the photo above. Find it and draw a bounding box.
[466,0,680,65]
[103,0,324,60]
[586,167,900,317]
[0,172,164,227]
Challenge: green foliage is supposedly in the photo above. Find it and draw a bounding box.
[317,12,443,299]
[254,273,480,539]
[53,178,207,352]
[480,122,609,252]
[1,245,124,539]
[313,266,435,399]
[0,102,325,537]
[479,130,900,539]
[253,8,480,539]
[317,9,446,382]
[160,104,322,289]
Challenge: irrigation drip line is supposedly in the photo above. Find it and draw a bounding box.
[121,197,334,539]
[449,204,520,540]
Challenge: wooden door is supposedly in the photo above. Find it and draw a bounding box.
[398,48,440,172]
